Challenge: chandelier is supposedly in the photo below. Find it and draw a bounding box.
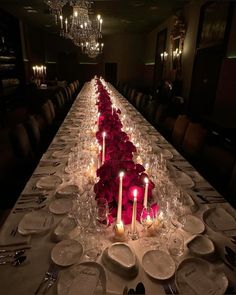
[82,36,104,58]
[44,0,68,21]
[45,0,104,58]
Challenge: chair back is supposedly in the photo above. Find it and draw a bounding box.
[182,122,207,157]
[172,115,190,149]
[10,123,33,159]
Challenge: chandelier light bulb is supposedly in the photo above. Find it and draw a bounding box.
[97,14,101,20]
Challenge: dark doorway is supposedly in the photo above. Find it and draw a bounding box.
[153,29,167,92]
[189,46,223,117]
[105,63,117,86]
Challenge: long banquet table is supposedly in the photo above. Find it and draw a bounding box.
[0,80,235,295]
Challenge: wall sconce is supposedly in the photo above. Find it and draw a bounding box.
[160,51,168,61]
[173,48,182,59]
[32,65,47,78]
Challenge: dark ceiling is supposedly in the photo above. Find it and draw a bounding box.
[0,0,189,35]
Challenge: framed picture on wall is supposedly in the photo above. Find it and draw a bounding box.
[198,1,230,48]
[153,28,167,91]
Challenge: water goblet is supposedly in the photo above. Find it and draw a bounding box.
[140,206,154,236]
[168,231,184,257]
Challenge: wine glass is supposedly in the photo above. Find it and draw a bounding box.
[168,231,184,257]
[96,198,109,231]
[140,206,154,238]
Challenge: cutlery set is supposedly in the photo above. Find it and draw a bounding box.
[32,171,56,178]
[196,194,226,204]
[123,282,145,295]
[39,161,60,167]
[0,249,27,267]
[35,262,59,294]
[13,203,46,214]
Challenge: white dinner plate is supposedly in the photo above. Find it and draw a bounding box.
[183,191,198,213]
[52,150,69,159]
[18,210,54,235]
[182,215,205,234]
[57,262,106,295]
[142,250,175,280]
[175,171,195,189]
[175,258,228,295]
[203,207,236,237]
[187,235,215,257]
[36,175,62,190]
[49,199,73,215]
[152,147,173,159]
[51,239,83,267]
[58,135,76,142]
[56,185,79,198]
[52,216,78,242]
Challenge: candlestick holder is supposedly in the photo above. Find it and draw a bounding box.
[113,222,126,242]
[128,228,139,240]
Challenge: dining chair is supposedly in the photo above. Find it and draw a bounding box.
[9,123,34,160]
[161,116,176,139]
[228,161,236,207]
[171,114,190,150]
[129,89,137,104]
[182,122,207,158]
[48,99,56,120]
[201,144,235,193]
[153,104,168,127]
[139,94,149,112]
[24,115,41,154]
[41,101,54,126]
[134,92,143,109]
[143,100,159,124]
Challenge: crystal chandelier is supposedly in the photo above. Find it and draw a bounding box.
[44,0,68,22]
[82,36,104,58]
[45,0,104,58]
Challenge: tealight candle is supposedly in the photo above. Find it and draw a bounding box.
[146,214,153,227]
[143,177,149,208]
[117,171,124,224]
[102,131,106,164]
[114,221,125,241]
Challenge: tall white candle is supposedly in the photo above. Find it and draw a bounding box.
[60,15,63,29]
[131,189,137,234]
[65,18,68,33]
[97,145,101,169]
[100,19,103,32]
[143,177,149,208]
[102,131,106,164]
[117,171,124,224]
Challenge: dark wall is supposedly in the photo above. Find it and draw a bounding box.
[21,22,103,83]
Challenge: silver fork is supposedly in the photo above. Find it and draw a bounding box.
[34,262,57,294]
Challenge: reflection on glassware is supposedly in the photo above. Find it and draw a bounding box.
[84,233,102,261]
[168,231,184,256]
[96,198,109,231]
[140,207,154,241]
